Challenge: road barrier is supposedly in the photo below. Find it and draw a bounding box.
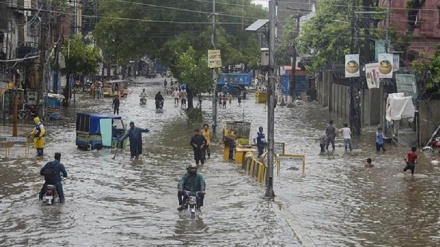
[0,136,30,158]
[277,154,306,177]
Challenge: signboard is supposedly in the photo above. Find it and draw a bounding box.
[378,53,393,78]
[274,142,285,154]
[345,54,360,78]
[217,73,252,86]
[365,63,380,89]
[208,50,222,68]
[6,137,27,142]
[395,74,417,99]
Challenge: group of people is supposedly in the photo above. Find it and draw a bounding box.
[319,120,387,154]
[172,87,187,108]
[319,120,420,175]
[89,81,103,99]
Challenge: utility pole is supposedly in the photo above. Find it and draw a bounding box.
[349,0,356,135]
[288,14,301,106]
[265,0,276,200]
[37,0,48,117]
[211,0,218,141]
[380,0,390,134]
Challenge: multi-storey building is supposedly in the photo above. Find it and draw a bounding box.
[381,0,440,60]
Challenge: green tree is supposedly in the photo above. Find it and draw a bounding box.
[411,44,440,93]
[176,46,212,109]
[296,0,352,72]
[61,35,102,104]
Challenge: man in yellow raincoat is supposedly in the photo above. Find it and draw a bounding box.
[29,117,46,157]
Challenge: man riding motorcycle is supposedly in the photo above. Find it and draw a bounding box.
[155,91,164,109]
[177,163,206,211]
[140,89,148,105]
[39,152,68,203]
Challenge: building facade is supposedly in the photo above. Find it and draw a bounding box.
[381,0,440,60]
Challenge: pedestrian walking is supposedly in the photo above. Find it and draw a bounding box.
[119,122,150,160]
[222,95,227,109]
[340,123,352,152]
[28,117,46,157]
[375,127,386,152]
[201,124,212,159]
[180,89,187,108]
[403,147,418,175]
[173,88,180,107]
[190,129,207,165]
[112,95,120,115]
[237,95,242,106]
[253,127,267,157]
[325,120,336,151]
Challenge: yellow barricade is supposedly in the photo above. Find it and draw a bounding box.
[278,154,306,177]
[1,136,30,158]
[242,152,269,184]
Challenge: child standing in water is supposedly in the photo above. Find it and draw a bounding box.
[403,147,418,175]
[375,127,386,153]
[319,133,327,153]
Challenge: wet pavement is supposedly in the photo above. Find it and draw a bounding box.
[0,77,439,246]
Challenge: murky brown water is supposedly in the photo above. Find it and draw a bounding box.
[0,77,439,246]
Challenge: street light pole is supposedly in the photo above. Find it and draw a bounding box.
[211,0,218,141]
[265,0,276,199]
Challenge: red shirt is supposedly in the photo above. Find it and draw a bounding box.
[407,152,417,163]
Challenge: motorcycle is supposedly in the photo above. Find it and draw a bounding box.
[155,100,164,109]
[44,184,58,205]
[183,191,202,219]
[140,97,147,105]
[18,104,38,120]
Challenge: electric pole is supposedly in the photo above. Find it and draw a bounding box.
[288,14,301,106]
[37,0,48,117]
[211,0,218,141]
[265,0,276,200]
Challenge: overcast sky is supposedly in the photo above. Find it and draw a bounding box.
[253,0,269,9]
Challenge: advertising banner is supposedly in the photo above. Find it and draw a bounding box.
[345,54,360,78]
[365,63,380,89]
[208,50,222,68]
[378,53,393,78]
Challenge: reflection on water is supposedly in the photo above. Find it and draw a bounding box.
[0,78,439,246]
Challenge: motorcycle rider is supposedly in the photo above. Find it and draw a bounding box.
[39,152,68,203]
[177,163,206,211]
[155,91,164,109]
[140,89,148,104]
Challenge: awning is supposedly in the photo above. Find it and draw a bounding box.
[246,19,269,31]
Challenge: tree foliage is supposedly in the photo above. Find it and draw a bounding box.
[296,0,352,71]
[61,35,102,76]
[176,46,212,95]
[93,0,266,69]
[411,44,440,92]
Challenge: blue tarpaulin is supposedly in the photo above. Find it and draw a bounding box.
[281,75,309,96]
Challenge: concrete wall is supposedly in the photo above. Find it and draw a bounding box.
[418,100,440,146]
[315,72,382,128]
[361,88,381,126]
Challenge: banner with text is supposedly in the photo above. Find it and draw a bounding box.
[365,63,380,89]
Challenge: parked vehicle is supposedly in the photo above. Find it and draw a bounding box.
[103,80,129,98]
[75,113,128,150]
[217,72,252,96]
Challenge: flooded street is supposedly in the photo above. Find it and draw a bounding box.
[1,77,439,246]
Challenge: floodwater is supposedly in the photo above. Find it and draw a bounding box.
[0,77,439,246]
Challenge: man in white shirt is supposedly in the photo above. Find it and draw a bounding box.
[173,88,180,106]
[340,123,352,152]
